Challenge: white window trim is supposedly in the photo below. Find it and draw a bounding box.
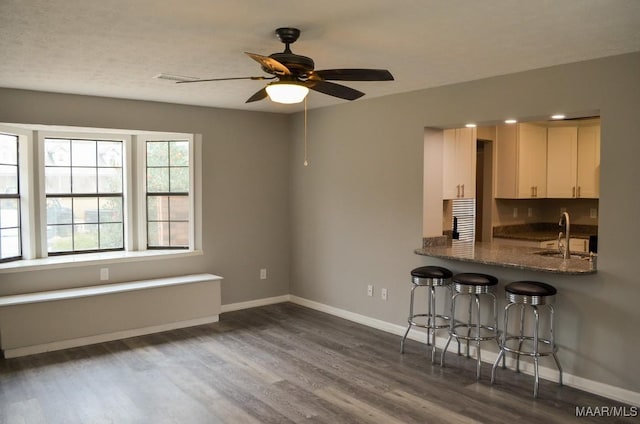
[0,123,202,273]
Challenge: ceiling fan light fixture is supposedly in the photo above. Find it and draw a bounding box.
[266,81,309,104]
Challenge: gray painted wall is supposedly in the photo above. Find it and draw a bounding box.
[0,89,291,305]
[289,52,640,393]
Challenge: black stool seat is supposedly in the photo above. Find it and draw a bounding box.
[506,281,557,297]
[453,273,498,286]
[411,266,453,281]
[505,281,557,305]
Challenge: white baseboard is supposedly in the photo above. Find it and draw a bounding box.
[3,315,219,359]
[221,294,291,313]
[289,295,640,407]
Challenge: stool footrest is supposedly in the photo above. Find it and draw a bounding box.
[500,336,558,357]
[449,323,499,342]
[408,313,452,330]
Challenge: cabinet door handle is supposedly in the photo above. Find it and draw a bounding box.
[577,186,581,197]
[572,186,576,198]
[456,184,460,198]
[461,184,465,197]
[531,186,534,197]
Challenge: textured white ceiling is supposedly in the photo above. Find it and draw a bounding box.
[1,0,639,113]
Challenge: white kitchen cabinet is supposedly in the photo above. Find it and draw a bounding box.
[576,124,600,198]
[547,124,600,198]
[495,123,547,199]
[442,127,476,199]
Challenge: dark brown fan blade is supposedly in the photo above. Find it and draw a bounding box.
[245,87,268,103]
[176,76,275,84]
[245,52,291,76]
[310,69,394,81]
[303,80,365,101]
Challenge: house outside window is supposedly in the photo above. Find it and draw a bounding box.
[44,137,124,254]
[145,140,190,249]
[0,133,21,262]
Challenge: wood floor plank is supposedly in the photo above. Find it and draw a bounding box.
[1,302,637,424]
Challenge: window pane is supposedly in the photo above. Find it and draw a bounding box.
[170,141,189,166]
[45,167,71,193]
[0,227,20,259]
[0,198,20,228]
[46,197,73,225]
[147,195,169,221]
[74,224,99,250]
[98,141,122,167]
[45,139,71,166]
[47,225,73,252]
[99,223,123,249]
[72,140,96,166]
[148,221,169,246]
[0,165,18,194]
[72,167,97,193]
[147,142,168,166]
[73,197,98,224]
[170,167,189,192]
[170,222,189,246]
[99,197,122,223]
[0,134,18,165]
[147,167,169,192]
[169,196,189,221]
[98,167,122,193]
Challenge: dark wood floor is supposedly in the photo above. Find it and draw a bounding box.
[0,302,635,423]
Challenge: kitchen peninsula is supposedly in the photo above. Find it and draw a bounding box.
[415,239,596,274]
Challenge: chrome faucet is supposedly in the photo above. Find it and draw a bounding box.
[558,212,571,260]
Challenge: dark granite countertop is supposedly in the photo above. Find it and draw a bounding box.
[415,241,596,274]
[492,223,597,242]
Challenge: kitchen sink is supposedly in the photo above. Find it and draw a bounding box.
[534,250,590,260]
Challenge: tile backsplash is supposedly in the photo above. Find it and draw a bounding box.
[494,198,599,226]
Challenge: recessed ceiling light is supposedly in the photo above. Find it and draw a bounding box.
[465,123,477,128]
[504,119,517,124]
[551,114,566,120]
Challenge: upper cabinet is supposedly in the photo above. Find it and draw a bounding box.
[495,123,547,199]
[576,124,601,198]
[547,123,600,198]
[442,127,476,199]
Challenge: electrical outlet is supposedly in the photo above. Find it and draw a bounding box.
[381,288,388,301]
[367,284,373,297]
[260,268,267,280]
[528,207,533,217]
[590,208,598,219]
[513,207,518,218]
[100,268,109,281]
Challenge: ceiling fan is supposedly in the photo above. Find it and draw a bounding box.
[177,27,394,104]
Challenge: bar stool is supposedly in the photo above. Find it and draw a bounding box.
[440,272,499,379]
[400,266,453,363]
[491,281,563,398]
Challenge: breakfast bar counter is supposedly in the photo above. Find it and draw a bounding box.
[415,241,596,275]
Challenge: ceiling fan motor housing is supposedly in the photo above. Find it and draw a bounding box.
[268,52,315,76]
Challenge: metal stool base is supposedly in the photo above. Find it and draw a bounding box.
[491,302,563,398]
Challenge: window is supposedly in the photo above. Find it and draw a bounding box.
[0,133,21,262]
[44,137,124,254]
[146,140,190,248]
[0,123,201,269]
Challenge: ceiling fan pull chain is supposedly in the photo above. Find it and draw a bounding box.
[304,96,309,167]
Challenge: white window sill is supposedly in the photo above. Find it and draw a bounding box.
[0,250,203,274]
